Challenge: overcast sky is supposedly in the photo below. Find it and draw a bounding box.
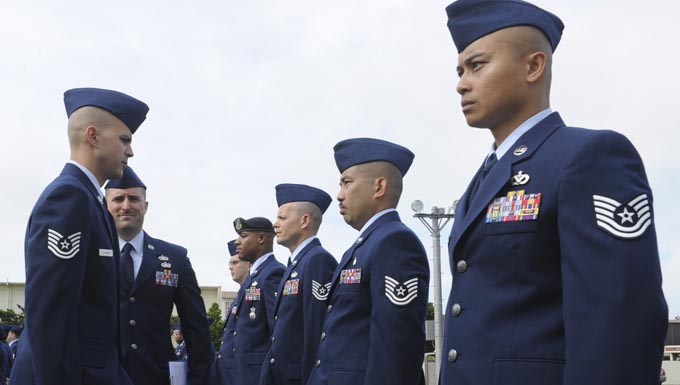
[1,0,678,317]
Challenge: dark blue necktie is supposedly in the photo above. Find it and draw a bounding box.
[467,152,498,205]
[121,243,134,288]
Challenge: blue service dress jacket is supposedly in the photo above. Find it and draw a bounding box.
[120,232,213,385]
[212,283,245,385]
[306,211,430,385]
[11,163,132,385]
[258,238,337,385]
[231,254,285,385]
[439,112,668,385]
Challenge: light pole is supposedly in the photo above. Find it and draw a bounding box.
[411,200,455,379]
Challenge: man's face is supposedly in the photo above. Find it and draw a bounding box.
[96,120,134,180]
[455,28,528,132]
[337,164,375,231]
[107,187,148,237]
[229,255,250,284]
[172,330,183,344]
[7,331,16,342]
[274,203,302,249]
[235,231,260,262]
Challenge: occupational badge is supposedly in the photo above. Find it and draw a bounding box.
[158,255,169,261]
[161,262,172,269]
[283,279,300,296]
[486,190,541,223]
[311,280,331,301]
[47,229,82,260]
[593,193,651,239]
[511,171,530,186]
[249,307,256,320]
[384,276,419,306]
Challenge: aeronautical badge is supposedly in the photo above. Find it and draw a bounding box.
[161,262,172,268]
[593,193,652,239]
[384,276,418,306]
[311,280,331,301]
[47,229,82,259]
[158,255,169,261]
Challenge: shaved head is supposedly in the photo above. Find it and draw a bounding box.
[360,161,403,207]
[67,106,122,149]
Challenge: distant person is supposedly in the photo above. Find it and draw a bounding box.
[106,166,213,385]
[306,138,430,385]
[258,184,338,385]
[212,240,251,384]
[222,217,285,385]
[439,1,668,384]
[7,327,20,360]
[12,87,148,385]
[172,325,187,361]
[0,326,10,384]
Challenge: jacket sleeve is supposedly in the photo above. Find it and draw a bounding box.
[24,184,91,385]
[175,253,214,385]
[364,229,430,385]
[558,130,667,385]
[301,251,337,384]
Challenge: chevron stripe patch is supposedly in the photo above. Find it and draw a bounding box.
[385,276,418,306]
[47,229,82,259]
[311,280,331,301]
[593,193,652,239]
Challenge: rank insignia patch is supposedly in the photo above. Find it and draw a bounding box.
[311,280,331,301]
[593,193,652,239]
[385,276,418,306]
[47,229,82,259]
[486,190,541,223]
[155,270,178,287]
[283,279,300,296]
[339,268,362,284]
[245,287,261,301]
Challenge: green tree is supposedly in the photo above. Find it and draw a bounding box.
[0,305,25,325]
[207,302,225,351]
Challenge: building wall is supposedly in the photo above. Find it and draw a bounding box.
[0,282,25,313]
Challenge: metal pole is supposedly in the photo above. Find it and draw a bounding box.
[430,212,443,379]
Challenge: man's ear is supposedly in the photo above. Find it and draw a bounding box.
[374,176,388,199]
[526,51,547,84]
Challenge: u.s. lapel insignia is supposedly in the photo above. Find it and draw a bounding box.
[384,276,418,306]
[251,281,258,287]
[311,280,331,301]
[249,307,256,320]
[511,171,530,186]
[97,196,103,205]
[352,257,357,266]
[593,193,652,239]
[513,145,528,156]
[161,262,172,268]
[158,255,169,261]
[148,244,155,250]
[355,237,363,244]
[291,271,298,278]
[47,229,82,259]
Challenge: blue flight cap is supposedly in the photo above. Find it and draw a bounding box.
[64,87,149,134]
[445,0,564,53]
[10,325,23,335]
[105,166,146,190]
[233,217,275,233]
[333,138,415,176]
[275,183,333,214]
[171,323,182,331]
[228,239,238,256]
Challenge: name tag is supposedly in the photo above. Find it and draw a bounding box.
[99,249,113,257]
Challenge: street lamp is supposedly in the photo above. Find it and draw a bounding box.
[412,199,456,379]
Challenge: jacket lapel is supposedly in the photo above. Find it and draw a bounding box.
[448,112,565,255]
[132,232,159,292]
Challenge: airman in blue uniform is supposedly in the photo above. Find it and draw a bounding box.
[440,2,668,384]
[212,239,251,385]
[12,87,148,385]
[306,138,430,385]
[258,184,337,385]
[106,166,213,385]
[219,217,285,385]
[172,324,188,361]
